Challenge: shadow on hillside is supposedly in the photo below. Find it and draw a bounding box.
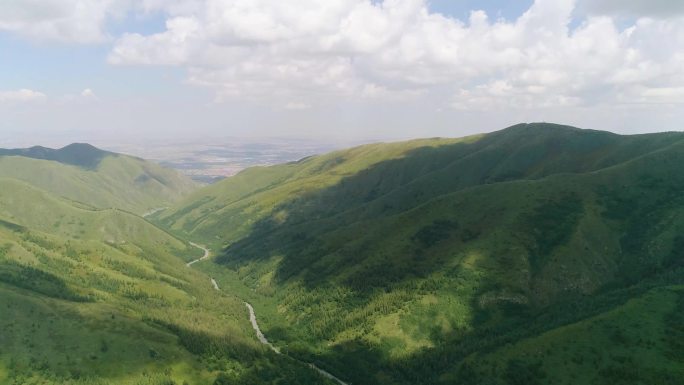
[236,267,684,385]
[1,282,305,385]
[216,123,676,290]
[211,123,684,384]
[0,143,117,170]
[216,139,479,288]
[0,261,90,302]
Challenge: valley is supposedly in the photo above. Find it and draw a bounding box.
[0,144,337,385]
[1,124,684,384]
[155,123,684,384]
[101,138,346,184]
[4,1,683,383]
[186,243,211,267]
[185,244,350,385]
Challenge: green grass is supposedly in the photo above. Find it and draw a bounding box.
[0,146,197,215]
[157,123,684,384]
[447,285,684,385]
[5,123,684,384]
[0,177,335,384]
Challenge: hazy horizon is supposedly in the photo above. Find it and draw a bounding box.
[0,120,672,152]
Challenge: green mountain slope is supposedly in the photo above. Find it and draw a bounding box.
[0,143,114,169]
[158,123,684,384]
[0,178,334,384]
[157,123,681,245]
[0,144,197,215]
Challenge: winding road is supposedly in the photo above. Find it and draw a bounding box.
[186,243,349,385]
[186,242,210,267]
[245,302,280,354]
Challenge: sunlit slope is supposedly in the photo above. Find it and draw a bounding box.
[217,130,684,325]
[0,178,332,384]
[158,123,682,245]
[0,143,197,215]
[158,123,684,384]
[155,136,476,242]
[0,177,186,250]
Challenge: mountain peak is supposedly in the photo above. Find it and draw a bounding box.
[0,142,114,169]
[501,122,584,133]
[54,143,113,169]
[60,143,100,151]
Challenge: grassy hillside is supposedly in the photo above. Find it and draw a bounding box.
[0,143,115,169]
[0,178,334,385]
[0,144,197,215]
[156,124,680,246]
[158,123,684,384]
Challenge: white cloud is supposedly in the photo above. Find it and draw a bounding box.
[81,88,97,99]
[107,0,684,111]
[56,89,99,104]
[109,16,202,65]
[0,0,127,43]
[0,89,47,103]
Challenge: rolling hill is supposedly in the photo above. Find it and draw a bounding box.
[157,123,684,384]
[0,157,334,384]
[0,143,115,169]
[0,182,336,385]
[0,143,197,215]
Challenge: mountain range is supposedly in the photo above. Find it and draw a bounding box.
[2,123,683,385]
[157,123,684,384]
[0,145,325,384]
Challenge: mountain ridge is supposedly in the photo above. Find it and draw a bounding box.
[154,122,684,384]
[0,143,198,215]
[2,123,683,384]
[0,142,119,169]
[156,123,684,243]
[0,152,334,384]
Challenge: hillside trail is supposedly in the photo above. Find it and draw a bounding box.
[142,207,168,218]
[187,243,350,385]
[186,242,210,266]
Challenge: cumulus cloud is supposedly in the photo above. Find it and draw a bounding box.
[0,89,47,103]
[1,0,682,114]
[0,0,127,43]
[106,0,684,111]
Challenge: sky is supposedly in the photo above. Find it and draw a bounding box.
[1,0,684,147]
